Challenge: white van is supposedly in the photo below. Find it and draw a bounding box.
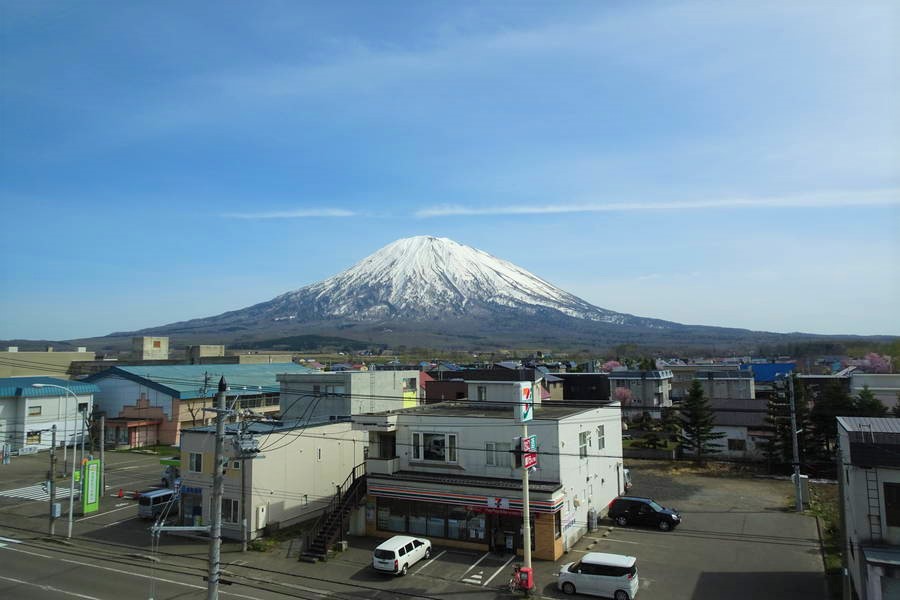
[372,535,432,576]
[557,552,638,599]
[138,488,178,520]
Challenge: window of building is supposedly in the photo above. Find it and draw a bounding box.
[28,405,41,416]
[153,340,161,348]
[885,482,900,528]
[477,386,487,402]
[189,452,203,473]
[728,439,747,451]
[231,460,241,470]
[579,431,591,458]
[596,425,605,451]
[26,431,41,444]
[317,448,323,462]
[412,432,458,463]
[78,402,88,413]
[222,498,239,524]
[485,442,511,467]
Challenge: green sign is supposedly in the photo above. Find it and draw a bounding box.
[82,459,101,514]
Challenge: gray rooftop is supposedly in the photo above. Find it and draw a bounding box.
[837,417,900,435]
[358,401,610,421]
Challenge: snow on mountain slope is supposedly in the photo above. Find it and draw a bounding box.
[266,236,629,323]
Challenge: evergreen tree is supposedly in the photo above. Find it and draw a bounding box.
[810,380,854,455]
[679,380,725,462]
[762,392,789,470]
[854,384,888,417]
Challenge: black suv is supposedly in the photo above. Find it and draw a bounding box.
[608,496,681,531]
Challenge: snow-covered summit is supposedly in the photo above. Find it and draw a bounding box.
[267,235,625,322]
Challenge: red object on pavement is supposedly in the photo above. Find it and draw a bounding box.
[117,488,123,498]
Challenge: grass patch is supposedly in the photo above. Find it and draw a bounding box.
[806,482,842,600]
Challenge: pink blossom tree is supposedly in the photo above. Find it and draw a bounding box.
[613,387,633,405]
[865,353,892,374]
[602,360,623,372]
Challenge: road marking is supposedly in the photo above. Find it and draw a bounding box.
[0,483,77,501]
[462,570,484,585]
[414,549,446,572]
[483,554,517,587]
[0,536,22,544]
[76,503,135,522]
[103,516,139,528]
[3,546,263,599]
[0,574,102,600]
[459,552,490,579]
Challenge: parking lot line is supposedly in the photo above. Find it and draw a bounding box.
[415,549,446,573]
[482,554,517,587]
[459,552,490,579]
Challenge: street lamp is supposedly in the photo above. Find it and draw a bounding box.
[31,383,82,539]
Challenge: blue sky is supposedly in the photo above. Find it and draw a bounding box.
[1,1,897,340]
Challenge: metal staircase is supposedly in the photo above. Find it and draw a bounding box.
[865,468,883,544]
[299,463,367,562]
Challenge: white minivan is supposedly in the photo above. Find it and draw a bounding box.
[372,535,432,576]
[557,552,638,599]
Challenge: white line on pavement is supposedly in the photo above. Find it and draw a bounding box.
[482,554,517,587]
[415,549,446,572]
[459,552,490,578]
[103,516,138,528]
[0,536,22,544]
[3,546,263,600]
[0,574,103,600]
[76,503,135,522]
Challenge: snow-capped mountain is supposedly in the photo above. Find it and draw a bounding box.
[270,236,634,323]
[119,236,788,349]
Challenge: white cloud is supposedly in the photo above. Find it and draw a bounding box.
[415,188,900,218]
[222,208,357,219]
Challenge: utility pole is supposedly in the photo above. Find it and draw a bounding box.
[787,375,803,512]
[49,425,57,536]
[521,421,532,575]
[207,377,228,600]
[99,416,105,495]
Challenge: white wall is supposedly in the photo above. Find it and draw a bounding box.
[0,393,93,450]
[180,421,366,539]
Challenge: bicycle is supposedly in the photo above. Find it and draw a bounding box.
[508,564,524,593]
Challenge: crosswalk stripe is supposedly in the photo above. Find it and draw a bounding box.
[0,484,78,501]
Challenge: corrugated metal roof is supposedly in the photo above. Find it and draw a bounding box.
[709,398,768,428]
[0,376,101,398]
[838,416,900,435]
[84,363,315,399]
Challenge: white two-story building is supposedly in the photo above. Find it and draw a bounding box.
[354,380,624,560]
[838,417,900,600]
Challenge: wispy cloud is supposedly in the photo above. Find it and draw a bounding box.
[222,208,357,219]
[415,188,900,218]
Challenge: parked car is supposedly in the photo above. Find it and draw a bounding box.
[608,496,680,531]
[557,552,639,599]
[372,535,431,575]
[137,488,179,520]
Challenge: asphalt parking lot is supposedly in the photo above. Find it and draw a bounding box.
[0,453,828,599]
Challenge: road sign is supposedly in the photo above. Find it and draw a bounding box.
[521,435,538,469]
[82,459,101,514]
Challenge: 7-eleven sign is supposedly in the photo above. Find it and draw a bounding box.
[516,383,534,423]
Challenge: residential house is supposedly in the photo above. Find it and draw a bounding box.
[667,364,734,403]
[837,417,900,600]
[708,398,768,460]
[85,363,315,446]
[694,370,756,400]
[277,370,421,421]
[0,376,99,452]
[608,370,673,419]
[178,416,365,540]
[355,380,625,561]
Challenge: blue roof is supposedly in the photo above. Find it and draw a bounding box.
[740,362,795,383]
[84,363,315,399]
[0,376,101,398]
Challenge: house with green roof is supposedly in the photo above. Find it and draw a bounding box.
[84,363,316,447]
